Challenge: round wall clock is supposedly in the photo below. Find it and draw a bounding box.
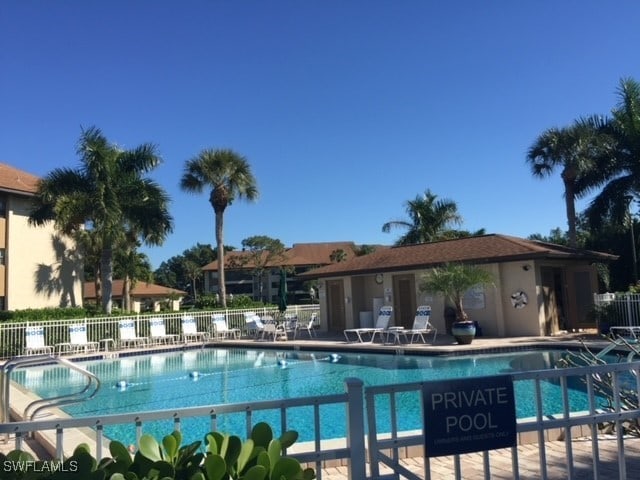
[375,273,384,284]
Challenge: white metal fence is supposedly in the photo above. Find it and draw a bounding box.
[594,293,640,328]
[0,306,320,359]
[1,356,639,479]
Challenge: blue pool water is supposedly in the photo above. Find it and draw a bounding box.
[14,348,605,445]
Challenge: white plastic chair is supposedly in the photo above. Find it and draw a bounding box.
[211,314,241,340]
[244,312,265,338]
[119,319,148,348]
[24,326,54,355]
[386,306,437,344]
[149,317,179,344]
[56,324,99,354]
[181,315,208,343]
[344,306,393,343]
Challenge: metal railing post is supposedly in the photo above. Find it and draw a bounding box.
[345,377,366,480]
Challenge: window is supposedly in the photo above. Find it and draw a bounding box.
[0,196,5,217]
[0,249,5,265]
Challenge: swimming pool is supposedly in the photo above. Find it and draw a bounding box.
[13,348,604,444]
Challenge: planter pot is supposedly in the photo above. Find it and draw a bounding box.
[451,321,476,345]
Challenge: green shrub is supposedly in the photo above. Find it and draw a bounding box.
[0,423,315,480]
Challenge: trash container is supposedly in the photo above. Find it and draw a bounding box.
[444,306,457,335]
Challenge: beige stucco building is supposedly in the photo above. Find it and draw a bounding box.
[299,235,617,337]
[0,163,83,310]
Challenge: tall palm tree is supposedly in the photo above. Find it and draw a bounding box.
[180,149,258,308]
[526,115,608,247]
[115,246,153,312]
[382,189,462,245]
[582,78,640,228]
[29,126,173,314]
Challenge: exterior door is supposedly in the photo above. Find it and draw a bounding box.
[392,274,416,328]
[326,279,346,332]
[565,266,596,330]
[540,267,564,335]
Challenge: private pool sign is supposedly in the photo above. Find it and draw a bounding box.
[423,375,517,457]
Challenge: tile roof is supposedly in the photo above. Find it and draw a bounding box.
[0,163,39,195]
[298,234,618,279]
[202,241,365,271]
[83,280,187,299]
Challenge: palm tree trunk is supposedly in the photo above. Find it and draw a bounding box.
[101,247,114,314]
[563,178,578,247]
[123,275,131,312]
[216,212,227,307]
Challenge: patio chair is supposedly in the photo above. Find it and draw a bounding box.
[244,312,265,337]
[297,313,318,338]
[56,324,99,355]
[386,306,437,344]
[280,315,298,340]
[118,319,148,349]
[181,315,208,343]
[149,317,179,345]
[211,314,241,340]
[23,326,54,355]
[344,306,393,343]
[261,322,287,341]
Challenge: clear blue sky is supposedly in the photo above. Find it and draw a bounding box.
[2,1,639,268]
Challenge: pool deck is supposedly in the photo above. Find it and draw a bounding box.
[2,330,637,478]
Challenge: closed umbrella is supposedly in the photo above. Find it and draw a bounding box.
[278,268,287,313]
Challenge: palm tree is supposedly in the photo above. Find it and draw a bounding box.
[382,189,462,245]
[526,116,608,247]
[419,263,494,322]
[29,126,173,314]
[114,244,153,313]
[582,78,640,229]
[180,149,258,308]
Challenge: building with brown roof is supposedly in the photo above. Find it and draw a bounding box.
[298,234,617,337]
[0,163,83,310]
[202,242,365,303]
[83,280,187,312]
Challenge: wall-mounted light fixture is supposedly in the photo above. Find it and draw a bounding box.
[522,264,531,271]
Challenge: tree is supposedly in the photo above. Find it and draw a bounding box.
[114,246,153,313]
[182,259,203,302]
[180,149,258,307]
[382,189,463,245]
[29,127,173,314]
[154,243,222,295]
[582,78,640,229]
[237,236,286,302]
[329,249,347,263]
[419,263,494,322]
[526,116,608,247]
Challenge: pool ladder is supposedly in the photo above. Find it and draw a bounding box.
[0,354,101,440]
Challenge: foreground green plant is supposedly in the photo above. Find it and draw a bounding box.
[0,423,315,480]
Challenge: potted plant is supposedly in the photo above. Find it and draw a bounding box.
[419,263,494,345]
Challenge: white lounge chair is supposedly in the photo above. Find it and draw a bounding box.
[386,306,437,344]
[261,322,287,341]
[23,326,54,355]
[344,306,393,343]
[244,312,265,338]
[149,317,179,345]
[211,314,241,340]
[56,324,99,354]
[297,313,318,338]
[181,315,208,343]
[118,319,148,348]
